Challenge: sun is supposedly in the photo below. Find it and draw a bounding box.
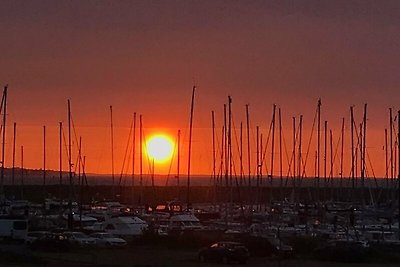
[146,134,174,163]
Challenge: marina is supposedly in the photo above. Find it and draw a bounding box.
[1,1,400,266]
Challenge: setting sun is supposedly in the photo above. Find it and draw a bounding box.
[145,134,174,163]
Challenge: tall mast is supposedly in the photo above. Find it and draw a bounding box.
[59,122,63,205]
[43,125,46,200]
[139,115,143,204]
[330,129,333,200]
[361,104,367,207]
[256,126,260,210]
[240,122,243,186]
[228,96,233,215]
[223,103,228,222]
[260,133,263,210]
[177,129,181,200]
[397,109,400,240]
[110,105,115,198]
[132,112,136,205]
[340,117,345,195]
[80,156,86,229]
[317,99,321,201]
[390,108,394,188]
[1,85,8,199]
[324,120,327,200]
[20,145,24,199]
[211,111,216,202]
[67,99,73,230]
[270,104,276,205]
[292,117,296,203]
[279,108,283,200]
[298,115,303,203]
[351,106,355,199]
[246,104,251,187]
[385,128,389,189]
[59,122,63,186]
[12,122,16,186]
[186,86,196,209]
[78,137,82,200]
[223,104,228,188]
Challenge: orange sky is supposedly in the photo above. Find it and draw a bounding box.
[1,1,400,178]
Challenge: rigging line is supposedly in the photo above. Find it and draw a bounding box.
[125,146,133,186]
[123,144,133,186]
[118,120,134,186]
[165,133,178,186]
[142,130,154,177]
[298,104,318,185]
[260,112,273,175]
[122,146,133,187]
[284,118,300,186]
[280,115,292,179]
[329,130,342,178]
[345,115,363,178]
[366,149,378,188]
[249,117,258,177]
[70,115,84,174]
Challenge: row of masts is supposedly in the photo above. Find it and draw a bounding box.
[210,97,400,206]
[0,86,399,208]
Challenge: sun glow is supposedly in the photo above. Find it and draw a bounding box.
[146,134,174,163]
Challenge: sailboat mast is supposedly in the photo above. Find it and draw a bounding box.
[139,114,143,204]
[132,112,136,205]
[361,104,367,206]
[177,129,181,200]
[240,122,243,186]
[228,96,233,215]
[390,108,394,188]
[211,111,216,201]
[59,122,63,202]
[186,86,196,209]
[292,117,296,202]
[59,122,63,186]
[317,99,321,201]
[298,115,303,203]
[340,118,345,192]
[351,106,355,199]
[324,120,327,200]
[12,122,16,186]
[270,104,276,205]
[224,104,228,188]
[330,129,333,200]
[246,104,251,187]
[385,128,389,189]
[20,145,24,199]
[397,109,400,240]
[256,126,260,210]
[67,99,73,230]
[1,85,7,198]
[43,125,46,199]
[110,105,115,198]
[279,108,283,200]
[78,137,82,199]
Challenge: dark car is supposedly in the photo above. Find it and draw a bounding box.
[29,232,71,252]
[198,241,250,264]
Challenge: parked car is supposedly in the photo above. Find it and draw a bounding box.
[90,232,127,248]
[29,232,71,252]
[198,241,250,264]
[63,231,96,247]
[267,238,294,258]
[25,231,50,245]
